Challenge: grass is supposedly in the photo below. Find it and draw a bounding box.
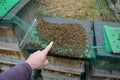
[97,0,117,22]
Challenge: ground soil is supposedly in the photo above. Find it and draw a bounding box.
[44,0,98,20]
[32,0,118,22]
[30,20,88,58]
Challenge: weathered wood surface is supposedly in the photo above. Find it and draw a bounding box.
[0,42,20,51]
[0,25,25,65]
[92,76,118,80]
[0,63,14,71]
[44,56,84,74]
[92,68,120,79]
[0,26,17,43]
[0,50,25,65]
[42,69,81,80]
[0,26,20,51]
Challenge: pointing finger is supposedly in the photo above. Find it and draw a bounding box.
[43,41,53,55]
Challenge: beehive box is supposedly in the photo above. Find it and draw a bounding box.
[30,56,85,80]
[45,56,84,74]
[0,21,25,65]
[40,56,84,80]
[26,18,93,80]
[93,21,120,79]
[33,56,84,80]
[94,21,120,61]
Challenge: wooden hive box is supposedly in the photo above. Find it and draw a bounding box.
[40,56,85,80]
[93,21,120,79]
[26,17,93,80]
[0,22,25,65]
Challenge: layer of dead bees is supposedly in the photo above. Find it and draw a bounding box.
[30,20,88,58]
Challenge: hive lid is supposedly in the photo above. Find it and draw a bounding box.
[103,25,120,53]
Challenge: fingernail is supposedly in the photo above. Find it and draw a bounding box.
[51,41,53,44]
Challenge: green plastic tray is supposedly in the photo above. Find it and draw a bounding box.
[103,25,120,53]
[0,0,19,18]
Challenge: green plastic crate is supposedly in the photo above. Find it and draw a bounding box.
[103,25,120,53]
[0,0,19,18]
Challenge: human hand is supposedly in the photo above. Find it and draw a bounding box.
[25,41,53,70]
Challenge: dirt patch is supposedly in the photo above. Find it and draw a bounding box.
[30,20,88,58]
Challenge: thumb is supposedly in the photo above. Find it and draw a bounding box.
[44,60,49,66]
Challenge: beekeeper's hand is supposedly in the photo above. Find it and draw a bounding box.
[25,41,53,70]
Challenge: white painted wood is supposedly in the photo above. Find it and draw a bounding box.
[44,63,84,75]
[0,42,20,51]
[0,54,25,65]
[42,69,81,80]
